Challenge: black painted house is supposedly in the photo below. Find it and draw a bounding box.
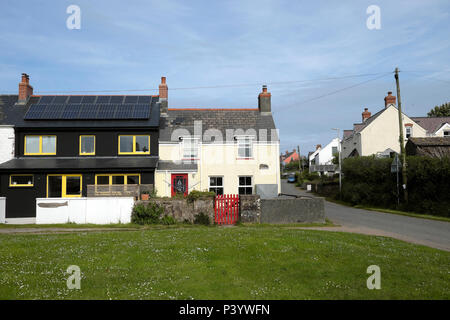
[0,74,160,219]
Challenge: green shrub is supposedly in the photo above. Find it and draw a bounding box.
[187,190,215,203]
[131,202,165,225]
[340,156,450,217]
[193,212,211,225]
[160,215,176,225]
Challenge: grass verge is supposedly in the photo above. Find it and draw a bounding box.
[0,225,448,299]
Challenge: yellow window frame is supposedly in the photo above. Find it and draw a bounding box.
[24,135,57,155]
[118,135,150,155]
[46,174,82,198]
[9,174,34,187]
[94,173,141,185]
[79,135,96,156]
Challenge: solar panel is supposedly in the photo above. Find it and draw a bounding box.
[53,96,68,103]
[61,104,82,119]
[96,96,111,103]
[115,105,134,119]
[41,104,64,119]
[39,96,55,104]
[110,96,124,104]
[78,104,99,119]
[96,104,117,119]
[81,96,96,103]
[138,96,151,104]
[124,96,138,104]
[24,104,46,119]
[68,96,83,104]
[133,104,150,119]
[24,95,152,121]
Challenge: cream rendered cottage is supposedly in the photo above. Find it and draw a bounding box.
[154,77,280,198]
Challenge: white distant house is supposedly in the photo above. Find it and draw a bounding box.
[341,91,450,159]
[308,137,340,176]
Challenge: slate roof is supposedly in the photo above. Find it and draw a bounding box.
[407,137,450,146]
[410,117,450,134]
[159,108,278,142]
[0,156,158,171]
[0,95,160,128]
[157,160,198,171]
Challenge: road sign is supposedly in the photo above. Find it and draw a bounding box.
[391,154,401,173]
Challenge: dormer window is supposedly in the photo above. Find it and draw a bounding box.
[444,130,449,137]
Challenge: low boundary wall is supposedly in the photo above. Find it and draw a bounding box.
[0,197,5,224]
[36,197,134,224]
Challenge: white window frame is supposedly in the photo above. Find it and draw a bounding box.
[238,175,253,195]
[236,136,253,159]
[208,176,224,195]
[181,137,199,160]
[405,126,412,139]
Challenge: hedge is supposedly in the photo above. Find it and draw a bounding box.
[341,156,450,217]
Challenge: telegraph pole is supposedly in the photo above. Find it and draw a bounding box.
[395,67,408,202]
[297,145,301,172]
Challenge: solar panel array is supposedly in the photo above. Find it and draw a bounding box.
[24,96,153,120]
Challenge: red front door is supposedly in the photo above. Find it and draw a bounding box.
[171,174,188,197]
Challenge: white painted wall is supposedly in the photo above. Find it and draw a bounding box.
[0,126,15,164]
[435,123,450,137]
[36,197,134,224]
[0,197,5,224]
[309,138,340,165]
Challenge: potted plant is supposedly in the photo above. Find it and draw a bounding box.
[141,191,150,201]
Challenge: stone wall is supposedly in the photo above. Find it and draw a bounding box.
[239,195,261,223]
[260,198,325,224]
[138,197,214,223]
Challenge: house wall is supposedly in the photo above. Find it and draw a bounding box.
[310,138,340,165]
[156,142,280,197]
[0,126,14,164]
[341,133,362,158]
[0,170,154,218]
[435,123,450,137]
[15,128,159,157]
[360,106,427,156]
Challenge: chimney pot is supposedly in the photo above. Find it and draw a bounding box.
[18,73,33,102]
[316,144,322,150]
[258,85,271,113]
[384,91,396,108]
[362,107,371,122]
[159,76,168,115]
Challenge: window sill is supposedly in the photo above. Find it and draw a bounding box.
[236,157,254,160]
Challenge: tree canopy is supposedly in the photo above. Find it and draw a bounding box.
[427,102,450,117]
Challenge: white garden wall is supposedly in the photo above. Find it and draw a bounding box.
[36,197,134,224]
[0,126,15,164]
[0,197,5,224]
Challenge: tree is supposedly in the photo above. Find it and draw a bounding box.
[427,103,450,117]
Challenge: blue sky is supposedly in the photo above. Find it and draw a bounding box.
[1,0,449,154]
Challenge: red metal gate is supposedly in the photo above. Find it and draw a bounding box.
[214,194,239,225]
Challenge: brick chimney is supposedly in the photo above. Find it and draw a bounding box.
[18,73,33,103]
[316,144,322,150]
[258,85,271,113]
[159,76,168,116]
[362,108,371,122]
[384,91,396,108]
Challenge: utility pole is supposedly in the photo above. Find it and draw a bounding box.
[395,67,408,202]
[297,145,301,173]
[332,128,342,196]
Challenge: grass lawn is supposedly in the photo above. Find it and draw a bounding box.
[0,225,448,299]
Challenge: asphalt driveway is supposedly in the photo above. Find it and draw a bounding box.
[281,179,450,251]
